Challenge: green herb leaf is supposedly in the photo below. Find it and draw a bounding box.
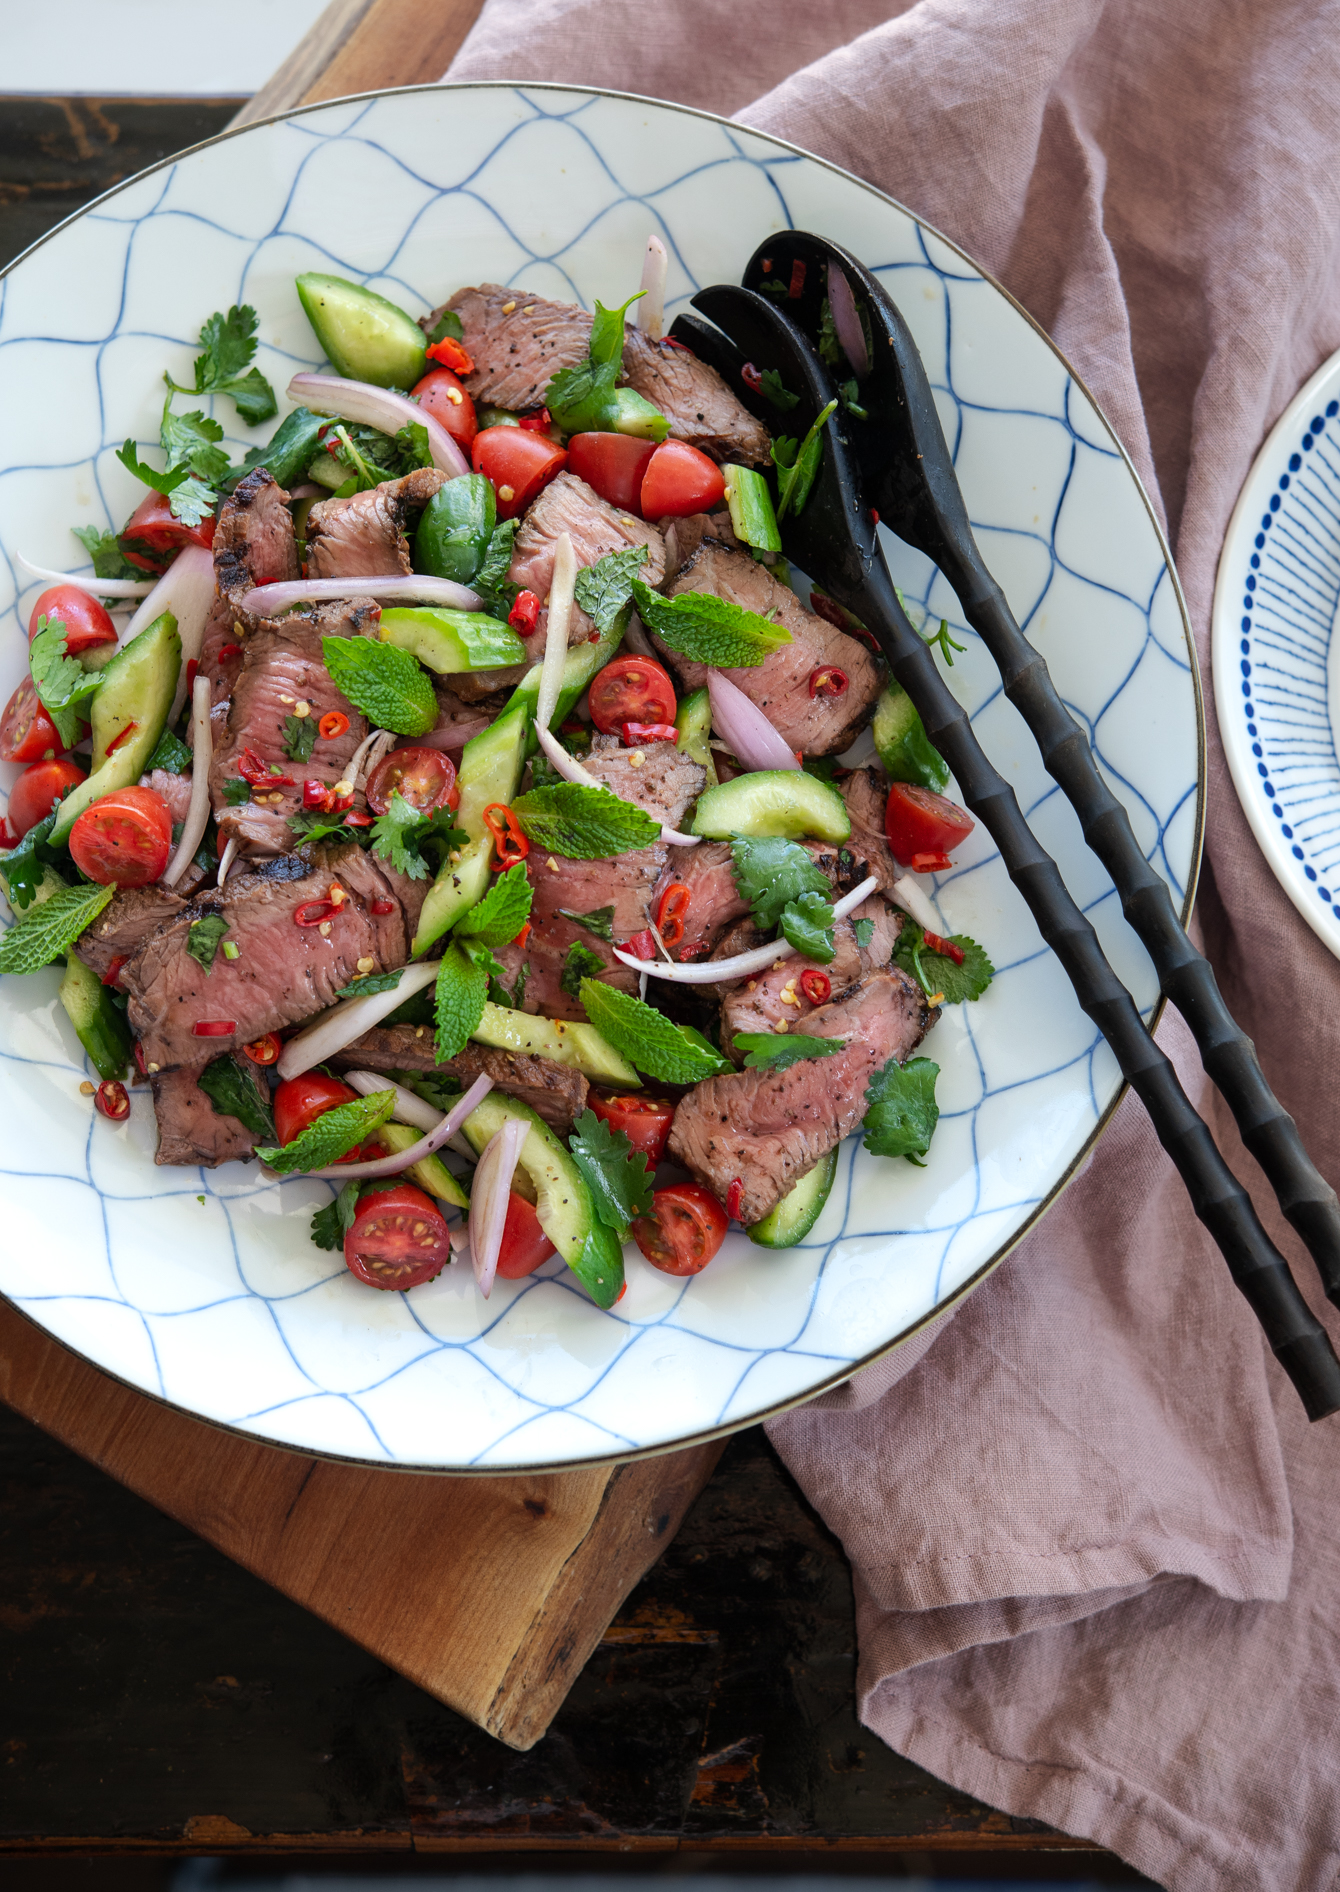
[335,968,403,1000]
[28,616,103,748]
[780,888,835,962]
[72,524,150,583]
[370,791,432,880]
[434,943,488,1063]
[425,307,464,345]
[730,835,831,933]
[558,904,614,942]
[774,399,837,521]
[453,863,532,948]
[732,1031,847,1071]
[573,545,648,634]
[394,421,434,470]
[893,921,995,1004]
[512,781,660,859]
[310,1178,363,1252]
[164,304,277,424]
[186,915,230,973]
[257,1089,396,1175]
[568,1106,653,1238]
[198,1055,275,1141]
[853,917,875,949]
[116,440,218,525]
[561,940,607,999]
[286,809,366,847]
[282,714,318,763]
[630,579,792,669]
[838,378,868,420]
[222,777,253,805]
[0,813,64,911]
[160,402,231,484]
[490,958,529,1012]
[393,1069,463,1115]
[759,367,800,410]
[144,728,192,774]
[863,1055,940,1164]
[817,297,842,367]
[923,617,967,667]
[470,518,519,618]
[578,978,733,1084]
[0,880,115,975]
[321,636,437,736]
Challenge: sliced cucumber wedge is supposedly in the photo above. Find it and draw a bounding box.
[50,613,181,845]
[412,708,528,955]
[381,606,527,675]
[674,686,717,790]
[376,1119,469,1210]
[59,956,133,1081]
[747,1149,838,1249]
[295,272,427,388]
[474,1001,640,1088]
[691,768,851,844]
[872,682,949,792]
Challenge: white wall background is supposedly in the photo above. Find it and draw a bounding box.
[5,1,333,93]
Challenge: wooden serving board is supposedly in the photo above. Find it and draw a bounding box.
[3,0,728,1756]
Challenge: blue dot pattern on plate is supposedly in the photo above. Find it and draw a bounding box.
[0,87,1200,1469]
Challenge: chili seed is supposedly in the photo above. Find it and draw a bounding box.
[318,921,332,936]
[356,956,376,973]
[147,1061,160,1072]
[502,299,516,313]
[293,701,311,718]
[79,1080,96,1096]
[278,693,295,704]
[498,484,515,503]
[446,386,463,405]
[333,779,353,797]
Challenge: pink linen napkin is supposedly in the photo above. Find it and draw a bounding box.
[450,6,1340,1886]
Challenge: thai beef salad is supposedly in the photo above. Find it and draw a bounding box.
[0,242,994,1308]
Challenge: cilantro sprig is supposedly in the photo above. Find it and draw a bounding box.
[733,1032,847,1072]
[511,782,660,859]
[311,1180,362,1252]
[893,921,994,1004]
[163,303,277,425]
[568,1107,653,1239]
[578,979,732,1085]
[257,1089,396,1174]
[630,579,793,670]
[72,524,151,585]
[28,615,103,748]
[862,1056,940,1165]
[730,835,835,959]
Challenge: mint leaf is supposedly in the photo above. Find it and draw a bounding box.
[573,545,648,634]
[160,402,230,484]
[733,1031,847,1071]
[310,1178,362,1252]
[561,940,606,999]
[471,518,518,618]
[257,1089,395,1174]
[893,922,995,1005]
[853,917,875,949]
[198,1055,275,1141]
[862,1056,940,1164]
[0,880,115,975]
[730,835,830,932]
[335,968,403,1000]
[434,942,488,1062]
[165,304,277,425]
[578,978,732,1084]
[221,777,252,806]
[512,781,660,859]
[558,904,614,942]
[425,308,464,345]
[631,579,792,669]
[759,367,800,411]
[145,728,192,774]
[780,888,834,962]
[287,809,365,847]
[568,1106,653,1238]
[453,863,532,948]
[186,915,230,973]
[282,714,318,763]
[321,636,437,736]
[73,524,149,583]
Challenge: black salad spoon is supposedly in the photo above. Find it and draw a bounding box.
[671,282,1340,1421]
[738,229,1340,1317]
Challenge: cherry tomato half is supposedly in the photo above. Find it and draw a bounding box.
[29,585,118,655]
[495,1193,558,1280]
[567,433,657,515]
[472,426,567,520]
[121,490,216,560]
[7,757,86,841]
[0,678,66,764]
[588,655,677,735]
[410,366,478,451]
[344,1182,453,1290]
[883,781,976,873]
[273,1073,358,1152]
[365,746,458,817]
[632,1182,729,1276]
[589,1092,675,1165]
[640,440,726,519]
[67,785,171,888]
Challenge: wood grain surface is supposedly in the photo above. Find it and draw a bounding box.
[233,0,486,125]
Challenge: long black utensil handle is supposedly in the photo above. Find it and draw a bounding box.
[853,559,1340,1420]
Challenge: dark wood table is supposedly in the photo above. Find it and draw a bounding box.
[0,95,1143,1881]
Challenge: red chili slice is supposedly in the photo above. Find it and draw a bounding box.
[622,722,679,746]
[426,336,475,375]
[370,898,396,915]
[243,1032,282,1066]
[104,720,139,756]
[923,930,966,966]
[726,1178,745,1221]
[217,643,243,662]
[238,748,294,788]
[799,968,831,1005]
[621,930,656,961]
[508,590,541,635]
[808,666,849,699]
[294,900,339,928]
[741,362,763,392]
[319,711,349,740]
[655,881,691,950]
[303,780,332,809]
[482,802,529,870]
[100,955,128,988]
[517,408,552,432]
[192,1021,237,1037]
[788,258,806,298]
[95,1080,130,1122]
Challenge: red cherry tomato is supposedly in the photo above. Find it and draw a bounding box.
[67,785,171,888]
[589,1092,675,1165]
[122,490,216,558]
[344,1182,453,1290]
[632,1182,729,1276]
[471,426,567,520]
[28,586,118,655]
[494,1193,558,1280]
[0,678,66,764]
[7,757,86,841]
[365,746,458,816]
[640,440,726,519]
[566,433,657,515]
[588,655,677,735]
[883,781,975,873]
[273,1073,364,1162]
[410,366,478,450]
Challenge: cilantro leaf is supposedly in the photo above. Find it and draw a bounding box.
[631,579,793,669]
[282,714,318,763]
[116,441,218,526]
[561,940,607,999]
[145,728,192,775]
[863,1056,940,1164]
[220,777,253,805]
[335,969,403,1000]
[470,518,518,618]
[512,781,660,859]
[453,864,532,948]
[558,904,614,942]
[258,1090,396,1174]
[165,304,277,425]
[321,636,437,736]
[732,1031,847,1071]
[28,615,103,747]
[287,809,365,847]
[573,545,648,634]
[370,792,431,880]
[578,978,733,1084]
[730,835,831,933]
[434,942,488,1063]
[393,1069,463,1115]
[198,1055,275,1141]
[568,1107,653,1238]
[0,880,115,975]
[425,308,464,345]
[759,367,800,410]
[853,917,875,950]
[186,915,230,973]
[310,1178,363,1252]
[159,402,230,484]
[893,921,995,1004]
[72,524,150,583]
[780,888,835,962]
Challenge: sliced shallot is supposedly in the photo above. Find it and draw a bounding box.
[216,836,239,888]
[889,873,942,934]
[16,551,152,599]
[468,1115,532,1296]
[239,574,481,617]
[535,531,576,732]
[122,544,217,726]
[344,1068,476,1160]
[288,372,470,477]
[706,670,801,773]
[638,234,668,339]
[276,960,441,1080]
[162,674,213,887]
[297,1072,493,1181]
[412,717,491,752]
[827,263,870,380]
[612,875,880,983]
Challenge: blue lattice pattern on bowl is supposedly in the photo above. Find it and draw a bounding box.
[0,86,1200,1469]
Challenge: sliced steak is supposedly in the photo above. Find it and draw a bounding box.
[304,468,447,580]
[509,472,666,646]
[659,541,882,754]
[841,767,902,894]
[430,678,508,741]
[649,837,848,962]
[139,767,194,826]
[200,469,301,718]
[440,664,530,704]
[150,1060,266,1169]
[446,284,594,412]
[75,885,190,982]
[330,1026,588,1133]
[718,897,900,1056]
[621,328,772,466]
[660,508,739,581]
[669,968,932,1224]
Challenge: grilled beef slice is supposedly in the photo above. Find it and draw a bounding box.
[200,469,302,718]
[658,541,882,754]
[621,328,772,466]
[330,1026,589,1133]
[648,838,848,962]
[669,968,932,1224]
[75,885,191,982]
[304,468,447,580]
[150,1060,267,1169]
[509,472,666,647]
[660,509,740,581]
[718,897,899,1055]
[840,766,905,895]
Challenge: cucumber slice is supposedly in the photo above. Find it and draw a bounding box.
[460,1092,623,1307]
[674,686,717,790]
[504,617,623,743]
[59,956,132,1081]
[872,683,949,793]
[375,1119,469,1210]
[691,769,851,844]
[474,1001,641,1088]
[238,406,326,491]
[723,465,782,554]
[381,607,527,675]
[49,613,181,845]
[414,475,495,585]
[747,1149,838,1249]
[295,272,427,389]
[411,709,528,955]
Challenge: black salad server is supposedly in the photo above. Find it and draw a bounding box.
[671,282,1340,1421]
[738,229,1340,1317]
